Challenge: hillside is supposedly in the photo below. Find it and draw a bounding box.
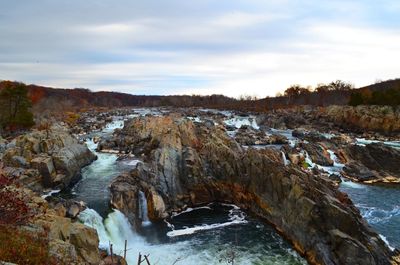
[1,78,399,115]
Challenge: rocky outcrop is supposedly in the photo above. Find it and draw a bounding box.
[256,105,400,136]
[0,185,101,265]
[342,143,400,183]
[2,124,96,190]
[109,115,397,265]
[300,143,334,166]
[324,105,400,134]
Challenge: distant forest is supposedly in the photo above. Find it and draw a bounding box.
[0,78,399,115]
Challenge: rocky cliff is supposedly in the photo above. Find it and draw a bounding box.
[108,115,398,265]
[2,124,96,191]
[256,105,400,135]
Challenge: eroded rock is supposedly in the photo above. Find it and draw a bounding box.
[108,115,396,265]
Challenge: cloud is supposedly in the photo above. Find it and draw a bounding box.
[0,0,400,97]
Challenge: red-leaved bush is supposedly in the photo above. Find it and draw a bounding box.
[0,174,33,225]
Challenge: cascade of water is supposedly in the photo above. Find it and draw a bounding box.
[78,208,112,250]
[281,151,289,166]
[304,151,316,168]
[138,191,151,227]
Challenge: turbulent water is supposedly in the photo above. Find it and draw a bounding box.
[65,111,399,264]
[340,182,400,250]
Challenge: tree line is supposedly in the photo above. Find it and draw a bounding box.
[349,85,400,106]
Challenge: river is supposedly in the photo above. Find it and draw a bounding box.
[63,111,398,264]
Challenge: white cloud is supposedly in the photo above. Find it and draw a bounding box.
[1,0,400,98]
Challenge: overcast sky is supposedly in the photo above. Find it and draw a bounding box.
[1,1,400,97]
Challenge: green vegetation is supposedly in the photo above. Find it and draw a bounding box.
[349,86,400,106]
[0,81,34,130]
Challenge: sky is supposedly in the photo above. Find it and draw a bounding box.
[1,0,400,98]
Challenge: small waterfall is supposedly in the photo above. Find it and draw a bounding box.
[138,191,151,227]
[281,151,289,166]
[327,150,344,168]
[78,208,112,250]
[304,151,316,168]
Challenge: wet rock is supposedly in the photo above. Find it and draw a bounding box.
[328,174,342,184]
[301,142,334,166]
[67,204,81,219]
[292,129,306,138]
[343,162,377,182]
[69,222,100,265]
[268,134,288,144]
[108,115,395,265]
[343,143,400,182]
[147,189,168,220]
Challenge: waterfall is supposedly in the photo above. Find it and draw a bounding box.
[78,208,112,250]
[281,151,289,166]
[79,208,148,265]
[327,150,344,168]
[304,151,316,168]
[138,191,151,227]
[79,208,195,265]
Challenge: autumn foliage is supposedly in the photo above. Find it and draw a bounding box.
[0,174,33,225]
[0,225,57,265]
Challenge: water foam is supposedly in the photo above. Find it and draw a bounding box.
[167,205,247,237]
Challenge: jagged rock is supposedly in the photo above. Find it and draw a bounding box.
[110,173,140,223]
[69,222,100,265]
[146,189,168,220]
[108,115,395,265]
[52,144,96,187]
[67,204,81,219]
[342,143,400,182]
[35,212,100,265]
[54,203,67,217]
[292,129,306,138]
[31,155,55,187]
[301,142,334,166]
[268,134,288,144]
[328,174,342,184]
[343,162,377,182]
[3,125,96,189]
[288,153,304,165]
[48,239,79,264]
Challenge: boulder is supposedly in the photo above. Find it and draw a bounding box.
[69,222,100,265]
[52,144,96,187]
[3,125,96,189]
[268,134,288,144]
[342,143,400,182]
[301,143,334,166]
[31,155,55,187]
[343,162,377,182]
[67,204,81,219]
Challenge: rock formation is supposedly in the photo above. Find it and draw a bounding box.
[109,115,398,265]
[342,143,400,183]
[2,124,96,191]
